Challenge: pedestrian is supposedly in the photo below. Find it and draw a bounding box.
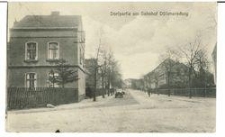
[147,90,150,97]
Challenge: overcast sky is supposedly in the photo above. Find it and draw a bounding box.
[8,2,217,79]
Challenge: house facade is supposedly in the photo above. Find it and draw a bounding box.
[143,58,215,90]
[8,11,86,101]
[143,59,189,90]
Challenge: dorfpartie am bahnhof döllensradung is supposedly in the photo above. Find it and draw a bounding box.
[110,11,189,17]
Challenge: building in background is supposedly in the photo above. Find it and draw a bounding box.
[124,79,132,89]
[212,43,217,84]
[142,58,215,90]
[143,59,189,90]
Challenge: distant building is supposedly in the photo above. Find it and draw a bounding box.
[8,11,86,101]
[212,43,217,84]
[144,59,189,89]
[124,79,132,88]
[143,58,215,90]
[125,78,143,90]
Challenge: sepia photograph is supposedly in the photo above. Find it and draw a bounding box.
[6,2,217,132]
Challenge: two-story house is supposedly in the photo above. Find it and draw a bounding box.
[144,59,189,89]
[7,11,86,101]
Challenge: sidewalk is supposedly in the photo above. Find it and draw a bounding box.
[7,95,114,114]
[130,89,215,101]
[129,89,216,109]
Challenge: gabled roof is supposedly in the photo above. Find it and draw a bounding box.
[13,12,81,28]
[145,58,189,77]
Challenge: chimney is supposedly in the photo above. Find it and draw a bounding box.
[51,11,60,16]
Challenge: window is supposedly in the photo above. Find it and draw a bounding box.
[159,73,165,80]
[47,72,60,87]
[48,42,59,60]
[25,73,37,90]
[25,42,38,61]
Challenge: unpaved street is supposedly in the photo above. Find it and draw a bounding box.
[6,90,216,132]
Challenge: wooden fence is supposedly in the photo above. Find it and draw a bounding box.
[150,88,216,98]
[7,87,78,110]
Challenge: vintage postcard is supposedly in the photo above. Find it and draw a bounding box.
[6,2,217,132]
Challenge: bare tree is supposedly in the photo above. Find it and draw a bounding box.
[93,39,101,101]
[195,47,212,96]
[85,58,97,98]
[195,48,209,73]
[178,36,204,98]
[159,48,179,96]
[99,49,108,98]
[88,28,123,100]
[107,51,114,96]
[92,27,108,101]
[100,50,123,95]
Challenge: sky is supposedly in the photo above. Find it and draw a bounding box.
[8,2,217,79]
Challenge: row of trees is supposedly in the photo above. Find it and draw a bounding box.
[85,51,123,101]
[86,31,123,101]
[178,36,214,98]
